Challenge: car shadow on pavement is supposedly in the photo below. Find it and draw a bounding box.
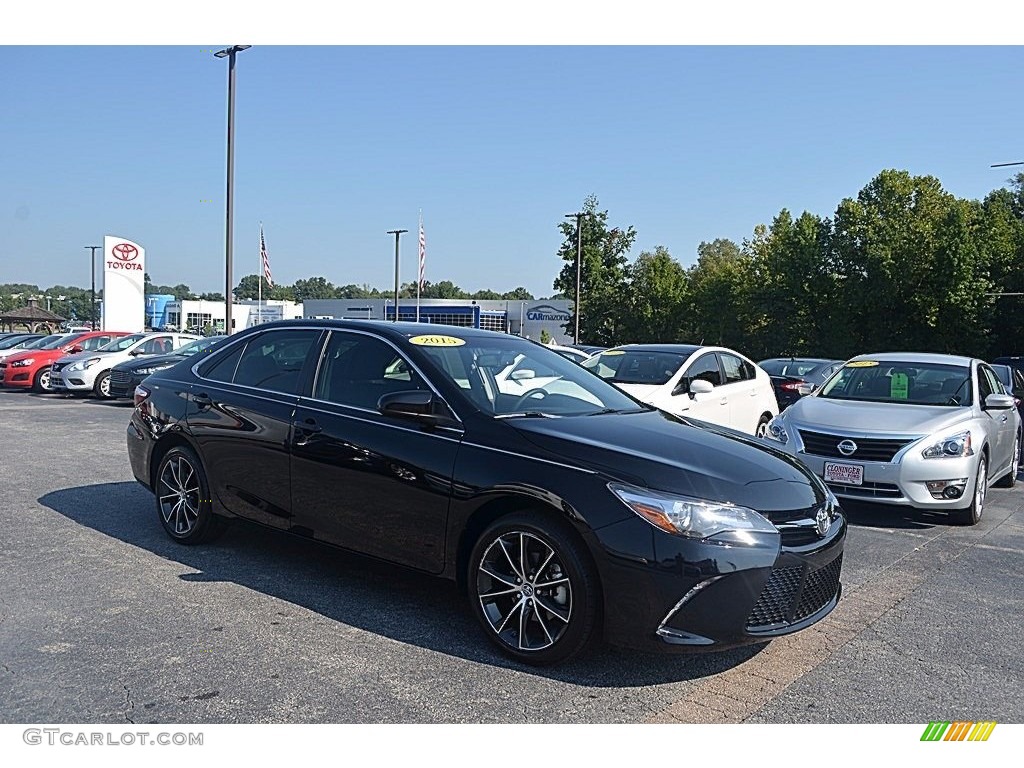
[39,482,765,687]
[838,499,942,530]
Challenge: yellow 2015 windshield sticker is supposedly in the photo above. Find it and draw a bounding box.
[890,372,909,400]
[408,334,465,347]
[846,361,879,368]
[602,350,626,356]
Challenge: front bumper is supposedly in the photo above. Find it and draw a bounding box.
[792,451,975,510]
[109,370,145,399]
[52,366,100,392]
[0,363,35,388]
[591,510,846,653]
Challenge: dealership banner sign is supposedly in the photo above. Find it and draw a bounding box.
[102,235,145,332]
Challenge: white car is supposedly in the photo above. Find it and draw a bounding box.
[582,344,780,435]
[51,332,200,398]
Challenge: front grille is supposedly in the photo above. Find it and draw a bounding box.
[828,481,901,499]
[799,429,915,462]
[746,554,843,630]
[51,363,67,373]
[110,369,131,386]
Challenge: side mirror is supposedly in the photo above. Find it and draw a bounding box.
[984,393,1016,410]
[510,369,536,381]
[69,345,84,354]
[378,390,454,427]
[689,379,714,397]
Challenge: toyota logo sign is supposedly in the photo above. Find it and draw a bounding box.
[111,243,139,262]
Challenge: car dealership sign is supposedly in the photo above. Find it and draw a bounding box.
[102,235,145,332]
[526,304,571,322]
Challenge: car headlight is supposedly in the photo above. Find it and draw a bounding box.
[609,482,778,542]
[135,363,174,375]
[921,430,973,459]
[765,415,788,444]
[10,358,34,367]
[69,357,102,371]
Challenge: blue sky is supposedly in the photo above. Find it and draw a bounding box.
[1,46,1022,297]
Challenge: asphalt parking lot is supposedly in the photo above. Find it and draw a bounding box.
[1,388,1022,724]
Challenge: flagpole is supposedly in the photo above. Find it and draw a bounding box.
[258,222,262,325]
[416,210,422,323]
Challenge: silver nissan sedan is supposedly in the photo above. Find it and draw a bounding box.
[763,353,1021,524]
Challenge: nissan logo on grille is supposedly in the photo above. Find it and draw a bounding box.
[837,439,858,456]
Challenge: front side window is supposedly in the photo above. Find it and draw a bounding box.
[583,350,688,385]
[100,333,147,352]
[680,353,724,390]
[314,332,428,410]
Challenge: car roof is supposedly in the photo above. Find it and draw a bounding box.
[849,352,976,367]
[602,344,704,356]
[233,318,520,342]
[759,357,839,365]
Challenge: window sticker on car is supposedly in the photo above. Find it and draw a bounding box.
[891,372,909,399]
[846,361,878,368]
[602,350,625,356]
[408,334,465,347]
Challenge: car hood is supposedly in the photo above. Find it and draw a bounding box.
[3,348,64,364]
[54,350,120,365]
[508,409,823,513]
[786,396,974,436]
[113,352,188,372]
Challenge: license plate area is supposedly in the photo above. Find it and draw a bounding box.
[824,462,863,486]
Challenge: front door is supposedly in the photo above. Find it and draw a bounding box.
[671,352,729,427]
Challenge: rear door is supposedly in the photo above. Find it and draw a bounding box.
[289,329,461,573]
[187,328,322,529]
[719,352,763,432]
[979,364,1015,475]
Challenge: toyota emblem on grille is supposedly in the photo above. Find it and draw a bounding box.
[837,439,858,456]
[815,506,831,537]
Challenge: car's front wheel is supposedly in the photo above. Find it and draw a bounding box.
[33,366,54,393]
[155,446,227,544]
[954,454,987,526]
[468,512,600,665]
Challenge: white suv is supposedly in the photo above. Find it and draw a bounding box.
[51,332,200,398]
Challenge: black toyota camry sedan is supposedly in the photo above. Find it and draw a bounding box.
[127,320,846,665]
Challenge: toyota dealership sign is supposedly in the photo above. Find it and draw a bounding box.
[102,235,146,332]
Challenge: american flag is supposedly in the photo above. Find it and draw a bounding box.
[418,215,426,290]
[260,225,273,288]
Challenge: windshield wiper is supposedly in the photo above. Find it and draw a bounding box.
[586,407,648,416]
[495,411,560,419]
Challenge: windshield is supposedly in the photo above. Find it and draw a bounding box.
[98,333,147,352]
[819,361,973,406]
[0,335,37,350]
[583,349,688,385]
[176,336,226,357]
[759,359,826,377]
[38,334,79,350]
[25,334,65,349]
[415,336,644,417]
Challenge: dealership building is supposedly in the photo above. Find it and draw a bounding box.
[145,296,305,333]
[302,299,574,343]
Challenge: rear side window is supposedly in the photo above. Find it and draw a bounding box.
[80,335,114,351]
[720,353,753,383]
[202,343,244,383]
[232,330,319,395]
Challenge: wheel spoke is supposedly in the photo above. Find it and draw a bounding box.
[518,600,529,650]
[519,533,527,584]
[182,463,195,492]
[533,546,555,583]
[534,595,570,623]
[497,537,523,580]
[169,459,182,490]
[479,586,519,599]
[480,565,518,588]
[533,601,554,644]
[533,577,569,589]
[494,598,523,635]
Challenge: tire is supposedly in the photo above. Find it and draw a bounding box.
[154,446,227,544]
[468,511,601,665]
[755,413,772,438]
[995,432,1020,489]
[953,454,987,526]
[33,366,54,394]
[93,370,112,399]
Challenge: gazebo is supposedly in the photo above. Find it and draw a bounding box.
[0,304,67,334]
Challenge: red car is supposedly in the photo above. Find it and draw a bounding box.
[0,331,130,393]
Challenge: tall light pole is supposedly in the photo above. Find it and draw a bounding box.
[564,212,587,344]
[387,229,408,322]
[85,245,100,329]
[214,44,251,335]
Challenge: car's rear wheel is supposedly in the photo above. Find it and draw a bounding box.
[953,454,987,525]
[468,512,600,665]
[93,370,112,399]
[995,432,1019,488]
[155,446,227,544]
[33,366,53,393]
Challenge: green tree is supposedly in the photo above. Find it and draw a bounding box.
[553,194,636,345]
[470,289,502,300]
[540,329,553,344]
[502,287,534,300]
[686,238,752,349]
[620,246,690,343]
[292,276,337,301]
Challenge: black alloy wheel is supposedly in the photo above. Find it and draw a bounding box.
[155,446,227,544]
[469,512,600,665]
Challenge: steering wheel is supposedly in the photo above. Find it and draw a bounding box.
[511,388,549,412]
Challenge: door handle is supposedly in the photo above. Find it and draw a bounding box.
[719,397,728,405]
[292,418,322,434]
[192,392,213,408]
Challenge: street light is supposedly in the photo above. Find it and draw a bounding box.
[84,245,100,328]
[387,229,408,322]
[214,44,251,335]
[564,212,590,344]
